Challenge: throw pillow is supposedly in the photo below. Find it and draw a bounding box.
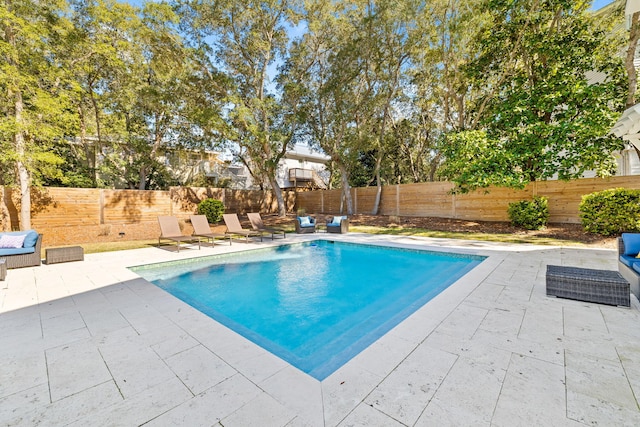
[22,230,38,248]
[331,216,343,225]
[0,234,26,249]
[299,216,311,226]
[623,233,640,256]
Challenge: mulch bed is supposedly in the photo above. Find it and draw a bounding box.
[262,213,617,249]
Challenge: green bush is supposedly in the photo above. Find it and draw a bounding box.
[507,196,549,230]
[579,188,640,236]
[197,198,225,224]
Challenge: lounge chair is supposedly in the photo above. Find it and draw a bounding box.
[190,215,231,246]
[247,212,285,240]
[326,216,349,234]
[222,214,263,242]
[157,216,200,252]
[295,215,316,233]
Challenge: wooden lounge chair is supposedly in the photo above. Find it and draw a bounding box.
[247,212,285,240]
[190,215,231,246]
[223,214,263,242]
[157,216,200,252]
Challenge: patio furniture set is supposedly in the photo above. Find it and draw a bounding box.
[158,213,289,252]
[295,215,349,234]
[159,213,350,252]
[2,217,636,310]
[0,229,85,281]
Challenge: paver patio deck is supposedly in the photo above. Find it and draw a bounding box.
[1,233,639,426]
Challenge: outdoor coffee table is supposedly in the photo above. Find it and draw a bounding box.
[546,265,630,307]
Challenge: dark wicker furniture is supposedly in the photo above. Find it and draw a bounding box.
[46,246,84,264]
[0,234,42,269]
[0,259,6,280]
[546,265,630,307]
[295,216,316,234]
[326,217,349,234]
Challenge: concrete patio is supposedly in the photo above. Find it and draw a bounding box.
[1,233,639,426]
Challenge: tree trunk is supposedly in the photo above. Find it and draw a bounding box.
[14,91,31,230]
[269,176,287,217]
[626,11,640,108]
[371,150,383,215]
[78,104,97,186]
[338,163,353,215]
[0,186,10,232]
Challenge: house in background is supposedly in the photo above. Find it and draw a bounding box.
[276,144,329,190]
[185,144,330,190]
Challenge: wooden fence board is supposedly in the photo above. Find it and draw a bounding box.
[31,187,101,228]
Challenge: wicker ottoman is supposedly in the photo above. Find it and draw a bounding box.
[46,246,84,265]
[546,265,630,307]
[0,259,6,281]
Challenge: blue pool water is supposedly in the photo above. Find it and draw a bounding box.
[132,241,485,380]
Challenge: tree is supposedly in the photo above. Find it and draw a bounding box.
[1,0,76,229]
[440,0,627,193]
[179,0,301,216]
[284,0,365,214]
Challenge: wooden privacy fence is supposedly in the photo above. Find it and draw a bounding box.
[0,186,295,246]
[296,175,640,224]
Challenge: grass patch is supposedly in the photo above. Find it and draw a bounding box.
[80,239,159,254]
[350,225,589,247]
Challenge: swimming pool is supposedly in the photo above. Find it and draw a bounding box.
[132,241,485,380]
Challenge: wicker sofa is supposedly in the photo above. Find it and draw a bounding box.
[0,230,42,269]
[617,233,640,300]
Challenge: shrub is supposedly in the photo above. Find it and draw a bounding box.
[507,196,549,230]
[197,198,225,224]
[579,188,640,236]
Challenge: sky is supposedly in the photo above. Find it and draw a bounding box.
[592,0,616,10]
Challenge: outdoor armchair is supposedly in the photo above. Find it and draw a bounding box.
[326,216,349,234]
[295,215,316,234]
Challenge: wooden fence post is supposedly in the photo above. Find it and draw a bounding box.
[99,189,105,225]
[353,188,357,214]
